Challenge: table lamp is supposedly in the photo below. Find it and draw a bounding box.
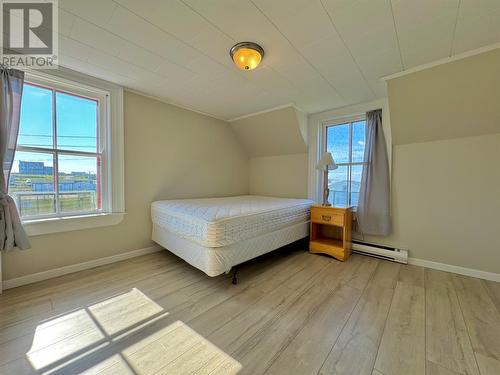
[317,152,338,206]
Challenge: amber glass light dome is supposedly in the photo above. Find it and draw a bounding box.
[230,42,264,70]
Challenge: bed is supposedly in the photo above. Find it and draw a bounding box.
[151,195,313,277]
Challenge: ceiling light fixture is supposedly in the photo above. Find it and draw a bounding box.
[229,42,264,71]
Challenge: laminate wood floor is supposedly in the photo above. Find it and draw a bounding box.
[0,245,499,375]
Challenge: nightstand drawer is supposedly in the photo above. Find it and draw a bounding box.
[311,208,344,226]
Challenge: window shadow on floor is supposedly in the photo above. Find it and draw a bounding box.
[24,288,241,374]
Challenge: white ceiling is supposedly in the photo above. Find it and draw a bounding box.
[54,0,500,120]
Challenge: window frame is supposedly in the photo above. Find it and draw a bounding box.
[307,99,390,206]
[323,114,367,207]
[13,80,107,219]
[15,68,125,236]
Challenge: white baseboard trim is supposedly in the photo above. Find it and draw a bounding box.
[4,246,498,290]
[3,245,163,290]
[408,257,500,283]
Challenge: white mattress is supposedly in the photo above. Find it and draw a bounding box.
[151,195,313,247]
[152,221,309,277]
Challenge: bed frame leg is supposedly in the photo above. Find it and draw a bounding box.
[231,268,238,285]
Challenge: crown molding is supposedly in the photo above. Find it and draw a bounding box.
[381,43,500,81]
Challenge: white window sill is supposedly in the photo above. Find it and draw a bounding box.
[23,212,126,236]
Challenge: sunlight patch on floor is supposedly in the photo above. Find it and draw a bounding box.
[88,288,163,336]
[25,288,241,374]
[27,309,105,370]
[122,321,242,375]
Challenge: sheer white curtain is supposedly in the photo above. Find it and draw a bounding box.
[356,109,391,236]
[0,66,30,250]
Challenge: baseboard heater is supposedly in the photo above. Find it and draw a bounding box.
[352,240,408,264]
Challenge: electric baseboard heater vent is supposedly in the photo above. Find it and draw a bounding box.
[352,241,408,264]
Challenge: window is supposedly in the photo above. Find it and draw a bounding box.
[9,83,102,219]
[325,118,367,206]
[7,69,124,234]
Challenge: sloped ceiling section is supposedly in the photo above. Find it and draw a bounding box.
[230,106,307,157]
[388,48,500,145]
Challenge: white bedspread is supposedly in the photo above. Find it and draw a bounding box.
[151,195,313,248]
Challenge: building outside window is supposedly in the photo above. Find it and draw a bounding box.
[325,117,367,207]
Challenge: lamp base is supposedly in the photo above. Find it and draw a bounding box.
[322,187,330,206]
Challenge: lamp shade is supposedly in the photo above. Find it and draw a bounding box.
[317,152,338,171]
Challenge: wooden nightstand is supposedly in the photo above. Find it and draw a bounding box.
[309,205,353,261]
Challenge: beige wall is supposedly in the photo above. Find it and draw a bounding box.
[232,106,309,200]
[230,106,307,157]
[361,50,500,274]
[390,49,500,145]
[2,91,249,281]
[362,134,500,273]
[249,154,308,198]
